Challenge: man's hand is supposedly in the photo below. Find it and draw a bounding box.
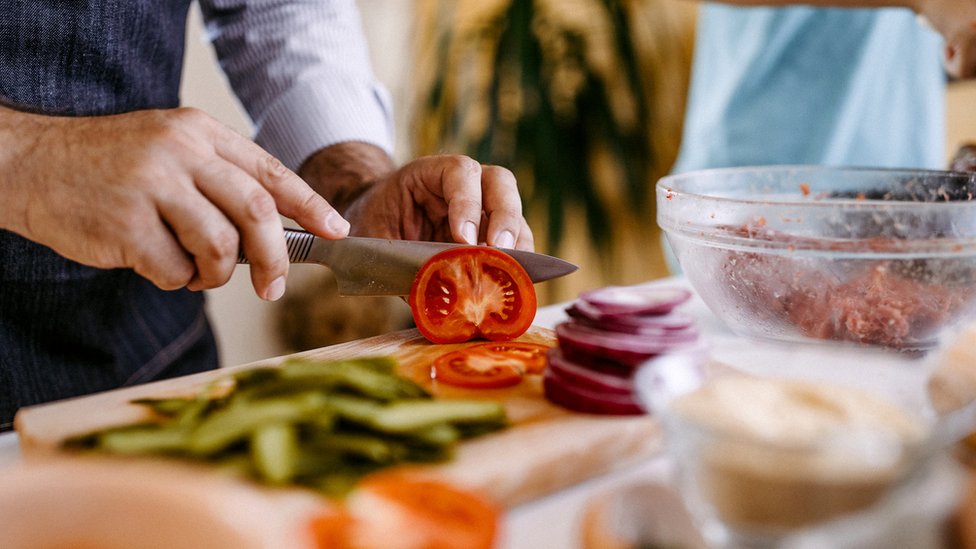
[0,106,349,300]
[299,142,535,251]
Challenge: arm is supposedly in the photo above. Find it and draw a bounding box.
[201,0,534,250]
[0,104,348,300]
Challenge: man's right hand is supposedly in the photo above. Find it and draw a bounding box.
[0,106,349,301]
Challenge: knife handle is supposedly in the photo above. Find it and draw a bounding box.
[237,228,316,264]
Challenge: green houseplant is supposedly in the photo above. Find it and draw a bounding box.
[412,0,697,302]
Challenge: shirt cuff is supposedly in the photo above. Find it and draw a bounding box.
[253,78,395,172]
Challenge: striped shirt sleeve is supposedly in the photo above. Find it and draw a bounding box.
[197,0,395,171]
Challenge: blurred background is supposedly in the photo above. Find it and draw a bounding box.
[181,0,976,368]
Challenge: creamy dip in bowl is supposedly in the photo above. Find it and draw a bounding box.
[635,356,961,548]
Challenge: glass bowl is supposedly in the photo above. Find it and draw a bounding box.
[657,166,976,351]
[634,354,965,549]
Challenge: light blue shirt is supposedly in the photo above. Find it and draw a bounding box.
[672,5,946,173]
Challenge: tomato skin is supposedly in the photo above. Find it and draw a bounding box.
[432,342,550,389]
[409,247,537,344]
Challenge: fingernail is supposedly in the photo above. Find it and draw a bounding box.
[462,221,478,245]
[495,230,515,249]
[327,212,350,235]
[265,276,286,301]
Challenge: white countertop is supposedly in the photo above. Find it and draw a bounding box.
[0,277,953,549]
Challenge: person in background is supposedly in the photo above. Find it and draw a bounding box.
[672,0,976,174]
[661,0,975,273]
[0,0,533,429]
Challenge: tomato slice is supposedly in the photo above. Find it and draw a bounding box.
[321,473,499,549]
[309,510,356,549]
[432,342,550,389]
[433,348,523,389]
[409,247,537,344]
[486,341,549,374]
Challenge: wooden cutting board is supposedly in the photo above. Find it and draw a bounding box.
[13,326,662,508]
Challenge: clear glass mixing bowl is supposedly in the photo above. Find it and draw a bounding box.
[657,166,976,351]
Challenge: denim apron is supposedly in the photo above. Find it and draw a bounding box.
[0,0,219,430]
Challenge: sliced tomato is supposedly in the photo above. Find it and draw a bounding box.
[475,341,549,374]
[309,509,356,549]
[346,473,501,549]
[432,348,523,389]
[409,247,537,344]
[431,342,550,389]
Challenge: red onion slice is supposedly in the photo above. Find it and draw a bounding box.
[556,321,698,368]
[546,348,634,395]
[543,368,644,415]
[558,346,642,376]
[566,302,697,335]
[579,285,692,316]
[569,299,695,328]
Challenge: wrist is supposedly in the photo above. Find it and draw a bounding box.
[297,141,396,214]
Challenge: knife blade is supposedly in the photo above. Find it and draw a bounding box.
[237,228,578,296]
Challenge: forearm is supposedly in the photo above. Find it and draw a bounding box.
[297,141,396,215]
[0,105,45,236]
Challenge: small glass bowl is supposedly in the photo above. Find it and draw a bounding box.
[634,354,964,548]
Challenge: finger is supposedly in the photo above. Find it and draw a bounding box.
[514,218,536,252]
[479,165,525,249]
[476,211,489,244]
[432,155,484,245]
[210,126,349,238]
[126,224,198,291]
[191,160,290,301]
[156,185,241,292]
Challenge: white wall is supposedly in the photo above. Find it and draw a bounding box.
[947,80,976,161]
[179,1,414,367]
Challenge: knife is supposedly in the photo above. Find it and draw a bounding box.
[237,228,578,296]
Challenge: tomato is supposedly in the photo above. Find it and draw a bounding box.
[497,342,550,374]
[313,473,500,549]
[409,247,537,344]
[432,342,550,389]
[309,510,356,549]
[350,473,500,549]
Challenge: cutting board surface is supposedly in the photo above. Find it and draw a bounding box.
[14,326,661,507]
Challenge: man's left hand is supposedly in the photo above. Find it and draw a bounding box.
[299,142,535,251]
